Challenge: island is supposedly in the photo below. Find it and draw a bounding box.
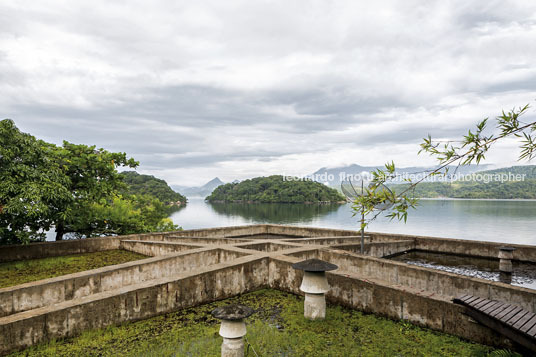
[206,175,346,203]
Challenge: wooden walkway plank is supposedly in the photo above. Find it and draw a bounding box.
[465,296,480,305]
[475,299,494,310]
[508,310,530,327]
[528,322,536,337]
[490,304,515,318]
[520,315,536,333]
[482,301,503,314]
[494,305,518,320]
[453,295,536,353]
[502,307,525,324]
[513,312,536,330]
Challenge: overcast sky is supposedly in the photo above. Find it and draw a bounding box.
[2,1,536,186]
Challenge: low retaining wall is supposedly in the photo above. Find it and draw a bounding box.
[315,249,536,313]
[119,240,203,256]
[268,255,511,349]
[332,240,415,258]
[0,224,358,263]
[0,256,268,355]
[0,248,246,318]
[369,232,536,263]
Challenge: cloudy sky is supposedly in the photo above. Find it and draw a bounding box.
[2,1,536,186]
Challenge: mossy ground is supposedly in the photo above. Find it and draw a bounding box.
[11,289,518,357]
[0,250,147,289]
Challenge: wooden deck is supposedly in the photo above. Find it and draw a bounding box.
[453,295,536,352]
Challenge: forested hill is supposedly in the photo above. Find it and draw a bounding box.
[120,171,187,204]
[206,175,346,203]
[391,166,536,199]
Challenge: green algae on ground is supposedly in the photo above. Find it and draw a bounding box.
[11,289,518,357]
[0,249,147,289]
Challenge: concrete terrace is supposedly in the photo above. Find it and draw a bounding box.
[1,224,535,355]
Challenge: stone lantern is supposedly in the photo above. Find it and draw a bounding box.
[291,258,338,320]
[211,304,254,357]
[499,246,515,273]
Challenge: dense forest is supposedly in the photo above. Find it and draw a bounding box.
[0,119,181,245]
[391,166,536,199]
[120,171,187,204]
[206,175,346,203]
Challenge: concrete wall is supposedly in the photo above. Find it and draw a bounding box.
[0,256,268,355]
[119,240,203,256]
[331,240,415,258]
[0,232,170,263]
[268,255,512,349]
[0,248,246,318]
[313,249,536,313]
[369,231,536,263]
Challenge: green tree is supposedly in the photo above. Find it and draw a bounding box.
[1,120,180,244]
[65,194,179,238]
[50,141,139,240]
[0,120,71,244]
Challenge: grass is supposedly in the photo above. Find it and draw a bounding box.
[10,289,519,357]
[0,250,148,289]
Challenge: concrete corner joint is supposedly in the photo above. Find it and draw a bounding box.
[292,258,338,320]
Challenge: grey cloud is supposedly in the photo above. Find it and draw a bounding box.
[2,1,536,185]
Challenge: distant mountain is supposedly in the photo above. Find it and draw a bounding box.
[175,177,224,198]
[309,163,491,188]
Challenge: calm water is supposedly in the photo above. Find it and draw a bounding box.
[170,198,536,245]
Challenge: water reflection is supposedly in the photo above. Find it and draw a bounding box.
[208,202,342,224]
[169,198,536,245]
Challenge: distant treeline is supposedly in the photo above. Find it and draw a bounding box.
[206,175,346,203]
[391,166,536,199]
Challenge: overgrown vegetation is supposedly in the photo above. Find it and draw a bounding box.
[207,175,346,203]
[11,289,516,357]
[0,250,147,289]
[120,171,187,204]
[0,119,182,244]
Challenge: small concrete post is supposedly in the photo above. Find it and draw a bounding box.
[291,258,338,320]
[212,304,254,357]
[498,246,515,274]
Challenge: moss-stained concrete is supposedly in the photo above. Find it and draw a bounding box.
[10,289,514,357]
[0,250,147,289]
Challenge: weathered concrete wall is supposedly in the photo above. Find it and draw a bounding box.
[119,240,203,256]
[268,256,512,349]
[0,248,246,318]
[314,249,536,313]
[0,232,171,263]
[331,240,415,258]
[0,256,269,355]
[368,231,536,263]
[3,225,534,264]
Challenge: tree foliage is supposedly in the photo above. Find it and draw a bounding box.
[354,104,536,229]
[206,175,346,203]
[0,120,71,244]
[120,171,186,204]
[0,119,180,245]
